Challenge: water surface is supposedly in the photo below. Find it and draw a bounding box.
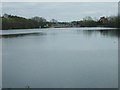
[2,28,118,88]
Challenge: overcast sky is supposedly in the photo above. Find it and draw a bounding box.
[2,2,118,22]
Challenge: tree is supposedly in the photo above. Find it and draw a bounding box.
[31,16,47,22]
[50,19,58,23]
[83,16,93,21]
[31,16,47,28]
[81,16,97,27]
[2,14,40,30]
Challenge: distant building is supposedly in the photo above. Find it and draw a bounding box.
[51,23,70,28]
[3,14,9,18]
[70,22,81,27]
[50,19,81,28]
[99,17,108,24]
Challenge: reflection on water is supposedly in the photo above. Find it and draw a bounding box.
[0,32,46,38]
[2,28,118,88]
[1,29,119,38]
[78,29,120,38]
[99,30,120,37]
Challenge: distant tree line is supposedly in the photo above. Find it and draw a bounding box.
[1,14,120,30]
[1,14,50,30]
[71,16,119,27]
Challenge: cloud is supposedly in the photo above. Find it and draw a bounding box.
[2,2,118,21]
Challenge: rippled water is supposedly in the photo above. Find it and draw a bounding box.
[1,28,118,88]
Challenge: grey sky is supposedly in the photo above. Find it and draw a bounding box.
[2,2,118,22]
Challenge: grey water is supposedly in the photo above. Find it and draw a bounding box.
[1,28,118,88]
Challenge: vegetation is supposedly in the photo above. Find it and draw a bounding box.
[71,16,119,27]
[1,14,119,30]
[2,14,39,30]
